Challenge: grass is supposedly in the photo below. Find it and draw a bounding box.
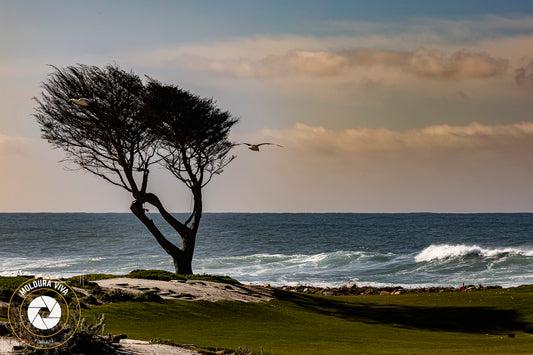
[79,286,533,354]
[60,269,241,285]
[2,274,532,353]
[0,276,33,302]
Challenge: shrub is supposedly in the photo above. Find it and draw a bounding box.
[0,287,15,302]
[134,291,163,302]
[100,289,136,303]
[0,276,33,290]
[126,269,241,285]
[13,313,112,354]
[127,269,180,281]
[185,274,240,285]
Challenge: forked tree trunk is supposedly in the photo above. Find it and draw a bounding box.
[130,199,197,275]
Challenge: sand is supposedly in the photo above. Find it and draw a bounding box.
[0,336,201,354]
[93,277,274,302]
[0,336,21,354]
[109,339,201,354]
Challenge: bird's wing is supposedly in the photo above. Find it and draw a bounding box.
[235,143,252,146]
[71,98,89,106]
[257,143,283,147]
[68,98,88,103]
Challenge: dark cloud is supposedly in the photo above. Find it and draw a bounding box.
[515,60,533,88]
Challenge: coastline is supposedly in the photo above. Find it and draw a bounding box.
[3,213,532,289]
[93,277,529,300]
[1,275,533,354]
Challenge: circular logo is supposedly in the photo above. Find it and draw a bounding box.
[8,277,81,350]
[27,296,62,330]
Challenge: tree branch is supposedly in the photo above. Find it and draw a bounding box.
[130,200,181,256]
[143,193,190,237]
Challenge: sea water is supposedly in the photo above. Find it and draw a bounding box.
[1,213,532,288]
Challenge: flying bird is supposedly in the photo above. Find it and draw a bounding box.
[236,143,283,152]
[68,98,89,106]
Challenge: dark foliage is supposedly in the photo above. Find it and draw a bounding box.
[127,269,178,281]
[34,64,238,274]
[34,64,153,194]
[98,289,163,303]
[143,79,237,190]
[126,269,241,285]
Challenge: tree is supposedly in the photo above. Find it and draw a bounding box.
[34,64,238,274]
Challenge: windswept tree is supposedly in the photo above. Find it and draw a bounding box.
[34,64,238,274]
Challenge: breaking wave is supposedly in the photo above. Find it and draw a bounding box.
[415,244,533,263]
[2,213,533,288]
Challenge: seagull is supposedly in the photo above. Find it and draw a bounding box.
[237,143,283,152]
[68,98,89,106]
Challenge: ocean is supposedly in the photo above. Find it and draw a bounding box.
[1,213,532,288]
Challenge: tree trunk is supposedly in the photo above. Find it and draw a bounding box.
[131,199,196,274]
[131,188,201,275]
[173,230,196,275]
[173,255,193,275]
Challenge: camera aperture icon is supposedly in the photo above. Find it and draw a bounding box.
[27,295,62,330]
[8,277,81,349]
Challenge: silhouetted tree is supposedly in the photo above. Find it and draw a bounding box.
[34,64,238,274]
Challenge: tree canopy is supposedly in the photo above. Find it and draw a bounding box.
[34,64,238,274]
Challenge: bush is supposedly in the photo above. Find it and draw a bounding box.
[134,291,163,302]
[100,289,136,303]
[64,314,112,354]
[81,295,100,305]
[63,273,117,285]
[0,276,33,290]
[127,269,241,285]
[0,287,15,302]
[98,289,162,303]
[128,269,180,281]
[0,307,7,320]
[13,313,112,354]
[186,274,241,285]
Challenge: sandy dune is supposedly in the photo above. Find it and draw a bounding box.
[93,277,274,303]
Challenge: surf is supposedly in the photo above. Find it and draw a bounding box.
[415,244,533,262]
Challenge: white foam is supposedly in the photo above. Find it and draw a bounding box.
[415,244,533,263]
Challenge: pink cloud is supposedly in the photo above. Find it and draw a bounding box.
[176,48,507,80]
[261,122,533,156]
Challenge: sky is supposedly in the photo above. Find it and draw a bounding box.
[2,0,533,212]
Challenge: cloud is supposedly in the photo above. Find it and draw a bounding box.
[407,49,507,78]
[175,48,507,80]
[260,121,533,156]
[223,121,533,212]
[515,59,533,88]
[260,50,348,77]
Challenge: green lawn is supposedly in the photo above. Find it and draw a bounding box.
[80,286,533,354]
